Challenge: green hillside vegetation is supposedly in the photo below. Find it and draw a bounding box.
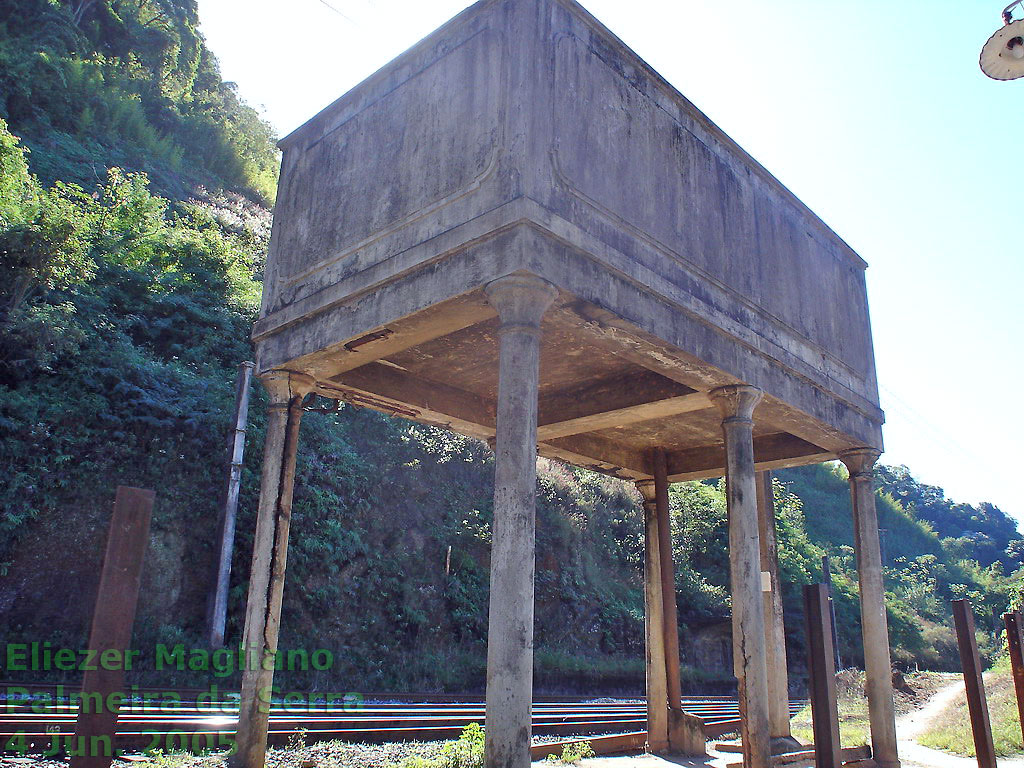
[0,0,277,202]
[1,0,1023,695]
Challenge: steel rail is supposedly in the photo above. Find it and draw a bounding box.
[0,697,807,756]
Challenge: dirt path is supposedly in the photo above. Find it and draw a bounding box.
[558,679,1024,767]
[898,678,967,741]
[896,679,1024,767]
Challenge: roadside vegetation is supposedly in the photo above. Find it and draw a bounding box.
[788,669,952,749]
[919,663,1024,757]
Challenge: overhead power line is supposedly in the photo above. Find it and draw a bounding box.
[313,0,355,24]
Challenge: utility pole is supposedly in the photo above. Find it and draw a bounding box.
[821,554,842,670]
[206,361,255,649]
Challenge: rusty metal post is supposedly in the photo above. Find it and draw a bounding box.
[72,487,154,768]
[207,360,255,649]
[804,583,841,768]
[1004,611,1024,739]
[952,599,996,768]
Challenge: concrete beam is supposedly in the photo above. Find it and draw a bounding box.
[331,364,653,478]
[537,372,707,440]
[541,433,648,478]
[546,302,873,455]
[665,433,832,482]
[270,293,498,381]
[330,362,495,440]
[330,363,828,482]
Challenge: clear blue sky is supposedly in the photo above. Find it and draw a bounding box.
[197,0,1024,523]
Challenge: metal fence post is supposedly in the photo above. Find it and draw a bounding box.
[952,599,996,768]
[804,583,841,768]
[1004,611,1024,740]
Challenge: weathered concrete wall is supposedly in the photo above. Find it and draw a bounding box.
[533,0,877,399]
[262,0,521,318]
[254,0,883,450]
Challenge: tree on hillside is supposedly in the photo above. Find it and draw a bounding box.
[876,465,1019,568]
[0,0,278,201]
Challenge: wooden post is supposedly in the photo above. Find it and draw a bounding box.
[804,583,841,768]
[207,360,255,649]
[952,599,996,768]
[72,487,154,768]
[1003,611,1024,739]
[652,449,683,707]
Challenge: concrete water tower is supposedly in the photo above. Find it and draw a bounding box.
[231,2,899,767]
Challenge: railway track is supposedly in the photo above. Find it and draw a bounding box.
[0,696,806,755]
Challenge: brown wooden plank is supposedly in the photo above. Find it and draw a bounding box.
[1004,611,1024,740]
[953,599,997,768]
[804,583,841,768]
[71,487,154,768]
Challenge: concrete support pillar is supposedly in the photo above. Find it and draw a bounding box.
[840,448,900,768]
[755,471,798,751]
[651,450,708,756]
[483,274,557,768]
[651,450,683,708]
[636,479,670,754]
[231,370,313,768]
[709,385,771,768]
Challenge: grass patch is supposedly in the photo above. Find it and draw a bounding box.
[788,669,953,750]
[919,671,1024,757]
[790,670,870,748]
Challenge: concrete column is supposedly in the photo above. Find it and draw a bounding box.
[483,274,557,768]
[755,471,798,751]
[651,450,708,756]
[651,450,683,709]
[709,385,771,768]
[231,370,313,768]
[636,479,670,753]
[840,448,900,768]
